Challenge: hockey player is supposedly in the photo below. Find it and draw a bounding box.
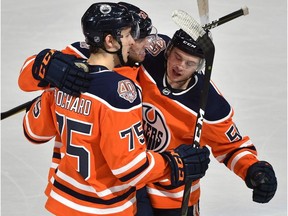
[18,3,277,216]
[138,29,277,215]
[18,1,155,96]
[22,2,211,216]
[19,2,160,216]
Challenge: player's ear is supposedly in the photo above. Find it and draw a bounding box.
[103,34,115,49]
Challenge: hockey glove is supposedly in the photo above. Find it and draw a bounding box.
[245,161,277,203]
[161,144,210,186]
[32,49,90,96]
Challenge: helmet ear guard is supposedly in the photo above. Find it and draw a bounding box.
[196,58,206,73]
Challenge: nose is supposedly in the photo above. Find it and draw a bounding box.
[177,60,186,70]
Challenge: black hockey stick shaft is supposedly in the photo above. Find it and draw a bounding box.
[180,36,215,216]
[1,100,31,120]
[171,10,215,216]
[203,6,249,30]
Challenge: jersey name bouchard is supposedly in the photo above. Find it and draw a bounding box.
[54,90,92,115]
[142,103,170,152]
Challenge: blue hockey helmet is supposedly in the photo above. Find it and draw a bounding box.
[118,2,153,38]
[81,2,139,47]
[167,29,204,58]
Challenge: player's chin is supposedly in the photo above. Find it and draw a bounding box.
[137,53,146,62]
[135,55,145,63]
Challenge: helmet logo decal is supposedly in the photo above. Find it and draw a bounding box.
[117,79,137,103]
[183,40,196,48]
[94,36,100,43]
[143,103,170,152]
[100,4,112,14]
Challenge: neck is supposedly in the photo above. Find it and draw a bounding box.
[166,75,192,90]
[87,51,118,70]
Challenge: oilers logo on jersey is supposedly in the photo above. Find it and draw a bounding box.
[142,103,170,152]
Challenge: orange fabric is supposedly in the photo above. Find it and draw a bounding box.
[19,43,259,211]
[137,65,259,208]
[23,74,170,215]
[18,55,46,91]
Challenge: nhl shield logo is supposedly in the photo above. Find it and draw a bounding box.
[117,79,137,103]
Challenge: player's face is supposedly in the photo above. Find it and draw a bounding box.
[166,47,201,89]
[129,37,150,63]
[120,27,135,63]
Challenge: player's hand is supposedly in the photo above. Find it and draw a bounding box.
[161,144,210,186]
[245,161,277,203]
[32,49,91,96]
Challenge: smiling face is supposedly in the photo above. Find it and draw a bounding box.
[166,47,201,90]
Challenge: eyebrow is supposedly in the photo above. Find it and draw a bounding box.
[174,50,198,63]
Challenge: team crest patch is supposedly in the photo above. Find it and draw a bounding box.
[146,36,166,56]
[117,80,137,103]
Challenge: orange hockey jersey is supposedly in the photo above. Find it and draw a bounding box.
[22,65,170,216]
[19,38,259,211]
[139,35,259,209]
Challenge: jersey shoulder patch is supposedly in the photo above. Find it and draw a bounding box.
[146,34,169,57]
[88,70,141,109]
[67,41,90,59]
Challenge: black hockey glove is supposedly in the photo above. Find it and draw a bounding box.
[161,144,210,186]
[245,161,277,203]
[32,49,90,96]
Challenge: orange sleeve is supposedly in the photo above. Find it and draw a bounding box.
[18,55,46,91]
[23,90,57,143]
[201,109,258,180]
[18,45,82,92]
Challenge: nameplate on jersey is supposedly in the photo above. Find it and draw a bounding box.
[117,79,137,103]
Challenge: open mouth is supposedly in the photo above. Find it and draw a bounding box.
[172,68,182,77]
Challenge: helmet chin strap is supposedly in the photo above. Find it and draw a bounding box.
[103,42,126,66]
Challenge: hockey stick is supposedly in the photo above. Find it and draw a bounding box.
[203,6,249,30]
[172,10,215,216]
[173,10,248,214]
[197,0,210,25]
[1,7,248,121]
[1,100,32,120]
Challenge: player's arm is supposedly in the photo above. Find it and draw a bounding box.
[99,78,210,187]
[202,85,277,203]
[18,55,45,92]
[18,42,90,96]
[23,90,57,144]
